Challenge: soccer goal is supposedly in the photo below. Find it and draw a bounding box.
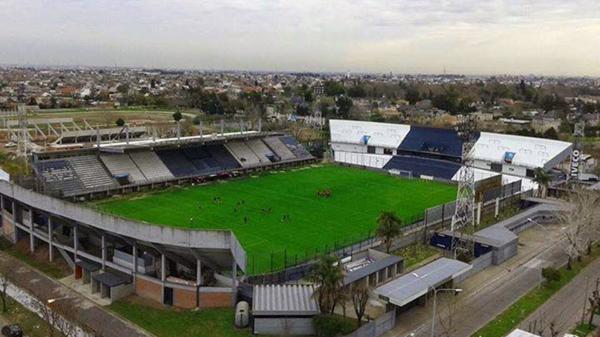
[388,169,413,179]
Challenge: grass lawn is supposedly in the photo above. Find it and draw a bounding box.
[109,297,252,337]
[94,165,456,274]
[472,245,600,337]
[394,243,440,269]
[572,323,596,337]
[0,297,61,337]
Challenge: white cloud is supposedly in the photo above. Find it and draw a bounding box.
[0,0,599,75]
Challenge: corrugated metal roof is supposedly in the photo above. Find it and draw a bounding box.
[253,284,320,316]
[374,258,471,307]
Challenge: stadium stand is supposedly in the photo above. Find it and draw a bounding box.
[155,149,198,178]
[67,155,118,190]
[383,155,462,180]
[225,141,262,167]
[471,132,572,170]
[129,151,174,182]
[279,136,312,159]
[100,154,147,184]
[35,160,85,197]
[205,144,241,170]
[181,146,222,175]
[263,137,296,161]
[246,138,277,162]
[398,126,466,159]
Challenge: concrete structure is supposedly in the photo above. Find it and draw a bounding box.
[0,181,245,309]
[253,284,320,335]
[342,249,403,288]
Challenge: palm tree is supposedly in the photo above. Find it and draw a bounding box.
[376,211,402,253]
[310,255,344,314]
[533,168,551,198]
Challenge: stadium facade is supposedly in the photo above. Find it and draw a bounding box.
[329,119,573,189]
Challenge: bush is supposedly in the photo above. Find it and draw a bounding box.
[313,314,356,337]
[542,267,561,283]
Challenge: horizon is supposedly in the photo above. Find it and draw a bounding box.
[1,1,600,77]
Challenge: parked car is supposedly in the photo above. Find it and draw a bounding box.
[1,324,23,337]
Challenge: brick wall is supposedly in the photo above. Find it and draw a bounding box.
[173,287,197,309]
[135,276,162,304]
[199,291,232,308]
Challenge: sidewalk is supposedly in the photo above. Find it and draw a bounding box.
[385,224,568,337]
[519,256,600,336]
[0,251,153,337]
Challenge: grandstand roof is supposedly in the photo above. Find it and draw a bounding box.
[329,119,411,148]
[470,132,572,169]
[374,258,471,307]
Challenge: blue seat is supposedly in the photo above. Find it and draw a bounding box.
[398,126,467,159]
[383,155,461,180]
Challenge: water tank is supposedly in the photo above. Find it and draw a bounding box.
[234,301,250,328]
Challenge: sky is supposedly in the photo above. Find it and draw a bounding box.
[1,0,600,76]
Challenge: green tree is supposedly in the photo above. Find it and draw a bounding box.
[324,81,345,96]
[405,87,420,105]
[115,118,125,127]
[310,255,344,314]
[376,211,402,253]
[533,168,551,198]
[542,127,558,140]
[172,110,183,122]
[335,96,353,119]
[351,283,369,327]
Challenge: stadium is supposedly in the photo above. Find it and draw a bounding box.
[0,119,573,311]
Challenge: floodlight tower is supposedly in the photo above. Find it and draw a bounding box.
[16,104,29,158]
[450,114,477,260]
[569,107,585,186]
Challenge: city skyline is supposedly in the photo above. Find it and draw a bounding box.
[1,0,600,76]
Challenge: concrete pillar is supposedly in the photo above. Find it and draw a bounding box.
[101,234,106,270]
[476,202,482,225]
[220,119,224,136]
[199,121,203,138]
[132,245,138,287]
[196,259,202,286]
[73,225,78,262]
[161,254,166,282]
[495,198,500,217]
[28,210,34,253]
[231,260,237,306]
[48,217,53,262]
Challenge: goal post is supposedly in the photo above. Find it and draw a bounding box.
[388,169,413,179]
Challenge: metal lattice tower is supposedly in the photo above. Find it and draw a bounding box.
[16,104,30,158]
[451,115,477,260]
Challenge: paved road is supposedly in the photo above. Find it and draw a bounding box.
[519,256,600,336]
[0,251,153,337]
[385,224,569,337]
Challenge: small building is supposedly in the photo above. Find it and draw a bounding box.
[253,284,320,335]
[374,258,471,309]
[342,249,403,288]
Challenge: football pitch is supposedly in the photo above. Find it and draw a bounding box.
[94,164,456,275]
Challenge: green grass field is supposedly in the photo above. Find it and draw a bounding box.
[94,164,456,274]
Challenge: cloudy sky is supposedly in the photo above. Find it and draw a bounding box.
[1,0,599,76]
